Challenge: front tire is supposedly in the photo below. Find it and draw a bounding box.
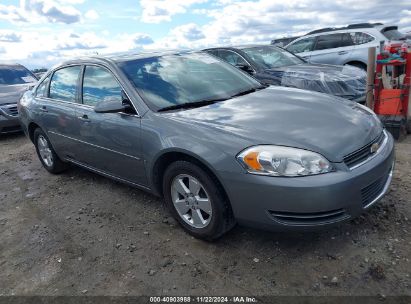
[163,161,235,240]
[407,119,411,134]
[34,128,68,174]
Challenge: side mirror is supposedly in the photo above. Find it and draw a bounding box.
[236,64,254,75]
[94,91,134,114]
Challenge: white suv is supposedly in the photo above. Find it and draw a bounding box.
[285,23,408,69]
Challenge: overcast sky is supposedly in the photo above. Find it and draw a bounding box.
[1,0,410,69]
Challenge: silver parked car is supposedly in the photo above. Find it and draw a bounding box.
[0,64,37,134]
[18,51,394,240]
[285,23,408,69]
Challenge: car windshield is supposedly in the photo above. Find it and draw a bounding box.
[118,52,262,111]
[382,27,406,40]
[0,66,37,85]
[242,46,304,69]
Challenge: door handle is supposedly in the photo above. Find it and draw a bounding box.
[40,106,48,113]
[338,51,348,55]
[78,114,90,122]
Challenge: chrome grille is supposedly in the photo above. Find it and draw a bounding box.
[7,105,18,116]
[1,104,19,117]
[344,132,386,169]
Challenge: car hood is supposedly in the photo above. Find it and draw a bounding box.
[258,63,367,101]
[0,83,35,106]
[161,86,382,162]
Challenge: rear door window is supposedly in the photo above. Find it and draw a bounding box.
[36,75,51,98]
[341,33,354,47]
[286,37,316,53]
[314,34,346,50]
[82,66,122,107]
[49,66,81,102]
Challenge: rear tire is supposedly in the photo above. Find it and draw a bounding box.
[33,128,68,174]
[163,161,235,240]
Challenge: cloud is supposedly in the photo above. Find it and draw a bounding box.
[0,46,6,54]
[2,0,411,69]
[133,33,154,45]
[150,0,411,50]
[22,0,81,23]
[0,4,27,22]
[0,0,92,24]
[85,9,99,20]
[56,32,107,50]
[171,23,205,41]
[140,0,208,23]
[0,31,22,42]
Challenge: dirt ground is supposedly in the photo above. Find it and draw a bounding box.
[0,133,410,297]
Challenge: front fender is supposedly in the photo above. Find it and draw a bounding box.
[141,113,248,195]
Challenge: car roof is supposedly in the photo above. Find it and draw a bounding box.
[56,49,197,67]
[303,23,397,37]
[205,44,277,51]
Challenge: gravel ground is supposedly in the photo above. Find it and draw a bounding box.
[0,133,410,297]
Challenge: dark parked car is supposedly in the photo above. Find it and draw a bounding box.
[0,64,37,134]
[19,51,394,240]
[205,45,367,103]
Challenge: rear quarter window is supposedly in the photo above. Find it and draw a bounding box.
[350,32,375,45]
[381,27,406,40]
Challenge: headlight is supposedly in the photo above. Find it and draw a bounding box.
[237,145,332,177]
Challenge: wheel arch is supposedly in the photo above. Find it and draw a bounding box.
[150,149,230,204]
[28,122,41,143]
[345,60,367,70]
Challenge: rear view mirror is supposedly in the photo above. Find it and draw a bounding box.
[236,64,254,75]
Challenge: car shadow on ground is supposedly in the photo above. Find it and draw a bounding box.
[59,161,401,255]
[0,131,25,141]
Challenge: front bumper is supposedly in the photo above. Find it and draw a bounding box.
[220,132,395,231]
[0,112,21,134]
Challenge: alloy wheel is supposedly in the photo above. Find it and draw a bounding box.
[171,174,212,229]
[37,135,54,167]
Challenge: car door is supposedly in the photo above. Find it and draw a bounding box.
[309,33,354,65]
[36,65,82,159]
[285,36,316,62]
[73,64,146,185]
[349,31,378,66]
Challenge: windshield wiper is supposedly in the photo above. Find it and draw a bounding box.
[157,85,268,112]
[229,84,268,98]
[157,98,227,112]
